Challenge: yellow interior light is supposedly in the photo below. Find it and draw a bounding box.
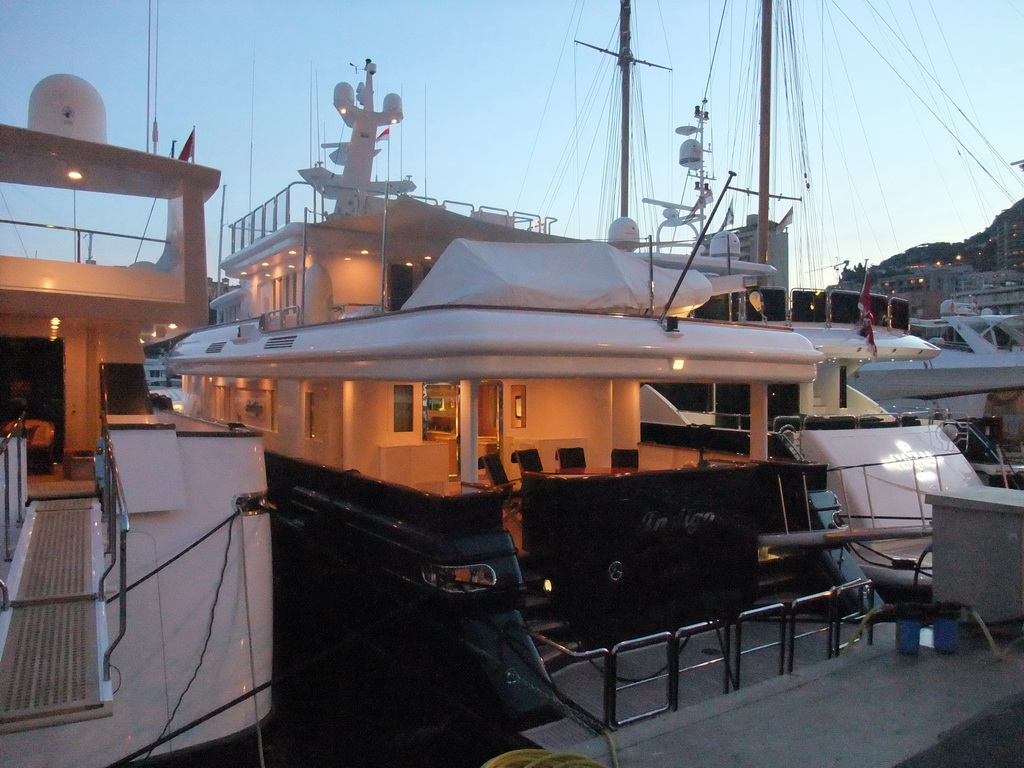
[672,359,685,371]
[67,170,82,180]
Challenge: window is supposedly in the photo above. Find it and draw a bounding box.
[305,389,326,440]
[393,384,414,432]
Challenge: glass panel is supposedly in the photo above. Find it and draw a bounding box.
[829,291,860,324]
[791,289,826,322]
[870,295,889,326]
[393,384,414,432]
[890,298,910,331]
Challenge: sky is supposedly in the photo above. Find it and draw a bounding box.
[1,0,1023,289]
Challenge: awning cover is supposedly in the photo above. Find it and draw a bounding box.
[403,238,713,315]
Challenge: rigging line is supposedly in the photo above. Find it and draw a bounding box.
[146,0,152,151]
[247,32,257,211]
[827,0,1018,201]
[0,187,29,259]
[703,0,730,102]
[819,2,893,261]
[513,0,584,214]
[867,0,1008,171]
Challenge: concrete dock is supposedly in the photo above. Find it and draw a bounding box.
[529,621,1024,767]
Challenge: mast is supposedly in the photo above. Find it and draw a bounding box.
[756,0,773,265]
[618,0,632,219]
[577,1,668,223]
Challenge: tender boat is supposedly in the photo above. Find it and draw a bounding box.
[0,77,273,767]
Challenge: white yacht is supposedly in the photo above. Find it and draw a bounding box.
[0,77,273,767]
[854,299,1024,428]
[165,61,962,747]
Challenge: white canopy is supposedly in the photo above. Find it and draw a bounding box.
[402,238,713,315]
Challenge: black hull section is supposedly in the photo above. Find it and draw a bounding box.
[520,462,829,647]
[267,451,848,755]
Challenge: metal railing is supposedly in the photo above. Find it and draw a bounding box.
[530,579,875,729]
[2,414,26,563]
[97,427,131,681]
[227,183,560,257]
[0,217,167,265]
[228,182,326,253]
[259,305,302,331]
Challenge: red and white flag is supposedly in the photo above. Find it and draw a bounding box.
[858,269,877,357]
[178,128,195,162]
[376,127,390,142]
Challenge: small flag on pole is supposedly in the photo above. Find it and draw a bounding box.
[718,201,734,232]
[777,206,794,229]
[178,128,195,162]
[376,127,390,142]
[858,269,877,357]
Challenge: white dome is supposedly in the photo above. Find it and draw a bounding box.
[28,74,107,142]
[709,230,741,257]
[607,217,640,251]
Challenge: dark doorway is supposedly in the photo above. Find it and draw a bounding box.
[0,337,66,471]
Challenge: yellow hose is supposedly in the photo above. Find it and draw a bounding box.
[480,747,612,768]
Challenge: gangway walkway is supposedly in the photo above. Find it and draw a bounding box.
[0,484,111,732]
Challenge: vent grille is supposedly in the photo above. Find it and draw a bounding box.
[205,341,227,354]
[264,335,297,350]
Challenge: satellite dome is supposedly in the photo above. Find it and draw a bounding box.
[710,230,741,257]
[607,217,640,251]
[679,138,703,169]
[29,74,107,143]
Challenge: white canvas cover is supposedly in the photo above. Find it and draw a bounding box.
[402,238,713,315]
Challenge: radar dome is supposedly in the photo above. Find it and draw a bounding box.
[607,217,640,251]
[679,138,702,169]
[710,230,741,258]
[382,93,403,124]
[29,74,107,143]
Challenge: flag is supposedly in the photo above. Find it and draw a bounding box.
[858,269,877,357]
[376,127,390,142]
[178,128,195,162]
[777,206,794,229]
[717,201,734,232]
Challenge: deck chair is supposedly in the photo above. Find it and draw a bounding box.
[511,448,544,473]
[479,452,513,489]
[555,446,586,470]
[610,448,639,469]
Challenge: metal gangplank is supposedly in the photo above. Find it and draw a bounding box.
[0,421,115,732]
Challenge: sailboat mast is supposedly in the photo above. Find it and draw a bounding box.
[619,0,632,219]
[757,0,772,265]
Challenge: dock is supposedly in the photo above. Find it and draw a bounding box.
[527,621,1024,768]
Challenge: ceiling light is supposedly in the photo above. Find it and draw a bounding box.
[360,250,369,255]
[168,323,178,329]
[288,250,297,255]
[261,262,270,267]
[240,271,248,275]
[288,264,296,269]
[67,170,82,180]
[672,359,685,371]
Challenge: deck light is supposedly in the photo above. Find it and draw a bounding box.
[672,359,685,371]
